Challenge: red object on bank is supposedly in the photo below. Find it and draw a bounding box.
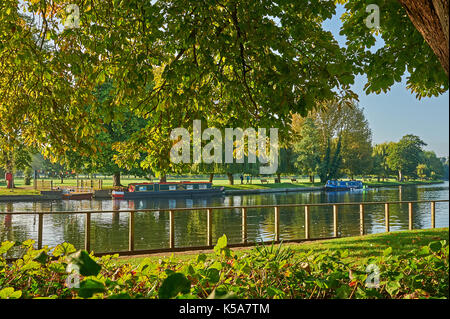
[5,172,13,188]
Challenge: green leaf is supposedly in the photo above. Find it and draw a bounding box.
[205,268,220,284]
[197,253,207,263]
[0,241,15,254]
[385,281,401,297]
[67,250,101,277]
[0,287,22,299]
[428,241,442,253]
[53,243,76,257]
[77,279,106,298]
[207,289,237,299]
[383,247,393,256]
[216,234,227,250]
[335,285,351,299]
[34,251,49,264]
[158,273,191,299]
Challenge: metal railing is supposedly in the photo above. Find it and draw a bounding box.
[1,199,448,257]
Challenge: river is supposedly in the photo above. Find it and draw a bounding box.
[0,182,448,256]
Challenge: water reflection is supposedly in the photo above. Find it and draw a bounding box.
[0,182,448,257]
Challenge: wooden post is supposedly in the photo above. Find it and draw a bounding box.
[85,212,91,252]
[37,213,43,249]
[305,206,310,239]
[408,202,413,230]
[431,201,435,229]
[385,203,390,232]
[333,205,338,238]
[50,180,53,190]
[169,210,175,249]
[207,209,213,246]
[129,211,135,251]
[274,206,280,242]
[241,208,247,244]
[359,204,365,236]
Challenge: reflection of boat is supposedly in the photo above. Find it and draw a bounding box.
[325,180,365,192]
[112,182,224,199]
[62,189,93,200]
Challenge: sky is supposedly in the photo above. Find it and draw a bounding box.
[323,5,449,158]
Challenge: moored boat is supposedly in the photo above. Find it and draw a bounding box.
[112,181,224,199]
[325,180,365,191]
[62,190,93,200]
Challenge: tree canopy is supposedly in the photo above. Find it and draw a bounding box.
[1,0,448,176]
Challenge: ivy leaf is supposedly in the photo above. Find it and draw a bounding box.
[158,273,191,299]
[0,241,15,254]
[67,251,101,277]
[34,251,49,265]
[383,247,393,256]
[77,279,106,298]
[53,243,77,257]
[428,241,442,253]
[0,287,22,299]
[385,281,401,297]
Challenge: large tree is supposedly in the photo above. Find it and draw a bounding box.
[2,0,448,176]
[387,134,427,180]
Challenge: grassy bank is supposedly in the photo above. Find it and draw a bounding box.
[117,228,449,266]
[2,176,444,195]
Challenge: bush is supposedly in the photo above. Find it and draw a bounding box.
[0,236,448,299]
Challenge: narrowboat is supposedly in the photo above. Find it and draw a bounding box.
[111,181,224,199]
[62,189,93,200]
[325,180,365,191]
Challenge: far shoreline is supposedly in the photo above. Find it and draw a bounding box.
[0,179,446,202]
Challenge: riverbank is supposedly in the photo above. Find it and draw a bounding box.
[0,179,445,201]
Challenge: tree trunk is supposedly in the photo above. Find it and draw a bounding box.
[113,172,121,187]
[312,175,315,183]
[60,174,64,184]
[160,174,167,183]
[276,173,281,183]
[309,175,313,183]
[398,0,449,75]
[398,170,403,182]
[227,173,234,185]
[209,173,214,183]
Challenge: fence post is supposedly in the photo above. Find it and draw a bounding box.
[242,207,247,244]
[431,201,435,229]
[274,206,280,242]
[207,209,213,246]
[305,206,310,239]
[169,210,175,249]
[85,212,91,252]
[385,203,390,232]
[37,213,43,249]
[129,211,135,251]
[408,202,413,230]
[359,204,365,236]
[333,205,338,238]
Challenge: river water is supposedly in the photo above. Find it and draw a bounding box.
[0,182,448,256]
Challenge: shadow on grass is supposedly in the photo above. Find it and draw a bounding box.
[288,228,449,262]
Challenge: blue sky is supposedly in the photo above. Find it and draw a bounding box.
[323,5,449,157]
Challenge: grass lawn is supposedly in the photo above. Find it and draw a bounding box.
[116,227,449,267]
[0,187,41,196]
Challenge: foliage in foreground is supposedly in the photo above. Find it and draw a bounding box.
[0,236,448,299]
